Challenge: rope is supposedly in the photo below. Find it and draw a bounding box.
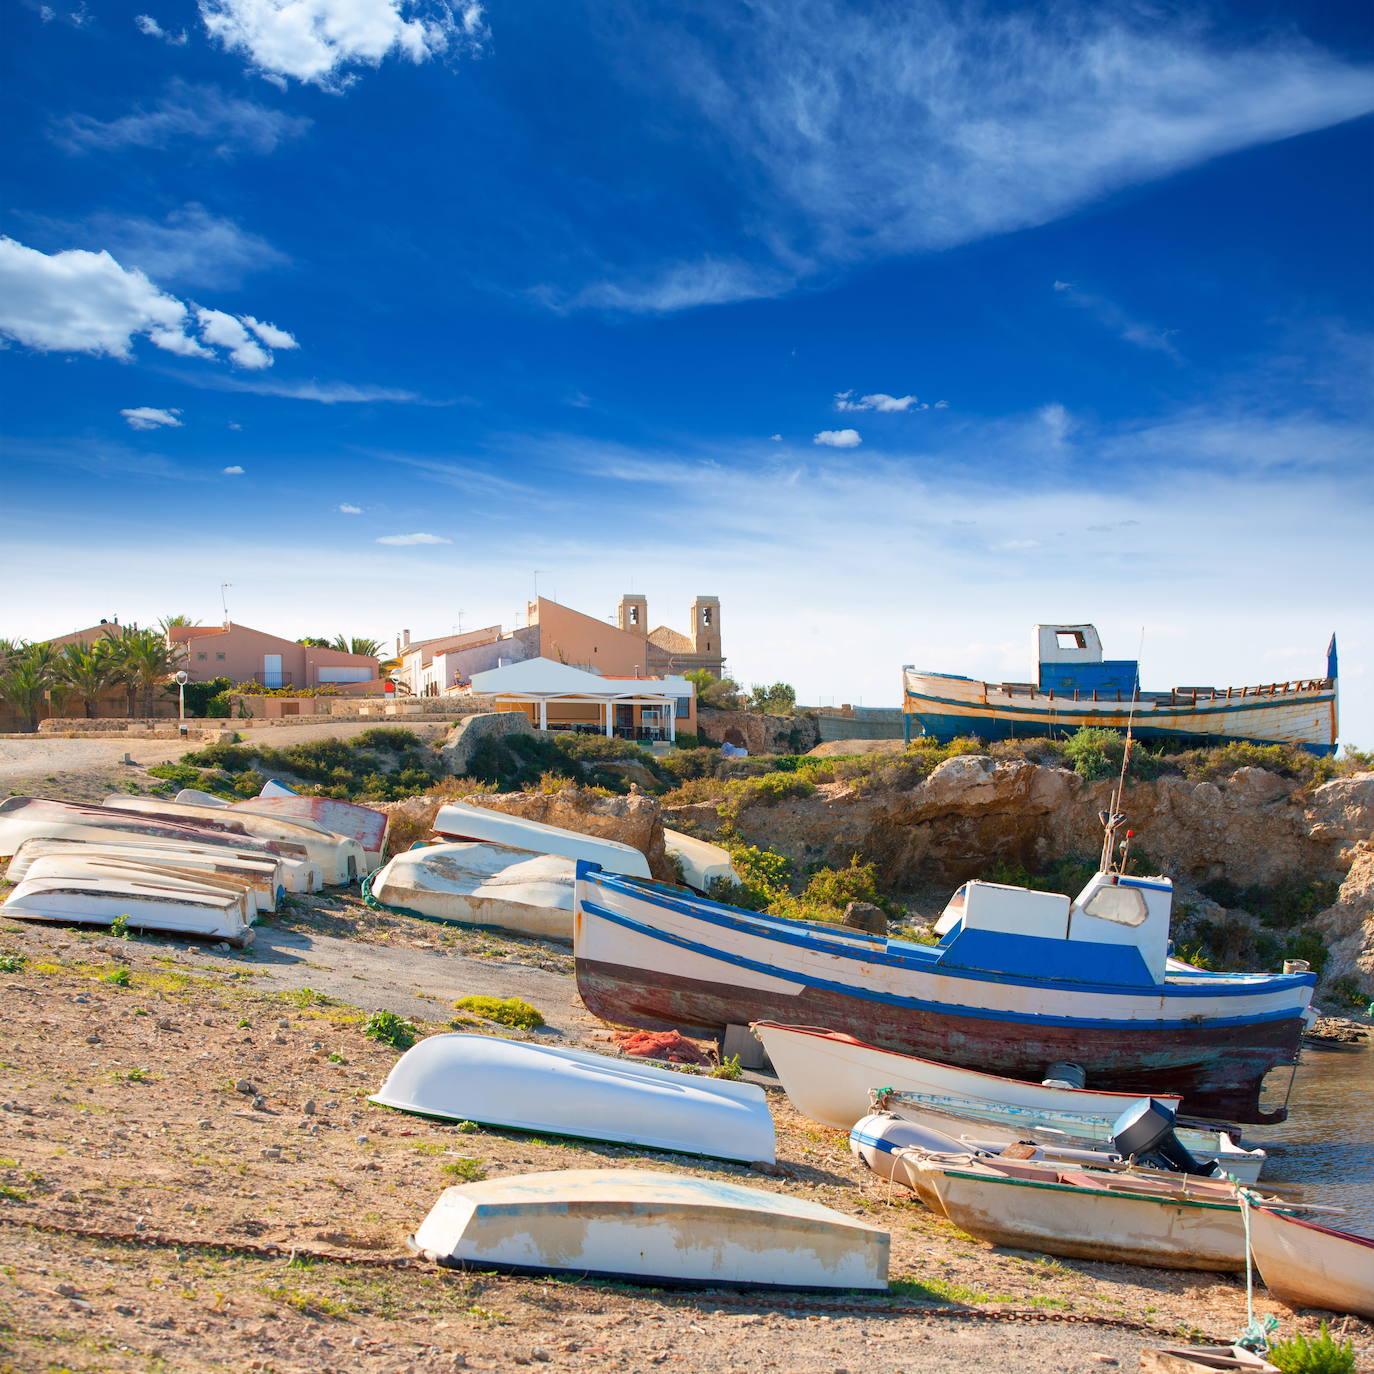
[0,1213,1227,1339]
[1235,1188,1278,1354]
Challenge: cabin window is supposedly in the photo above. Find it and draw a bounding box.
[1056,630,1087,650]
[1081,886,1148,927]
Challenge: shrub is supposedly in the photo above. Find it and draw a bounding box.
[453,995,545,1030]
[440,1158,487,1182]
[1061,726,1121,781]
[769,858,898,927]
[102,968,132,987]
[711,1054,743,1081]
[718,770,816,820]
[179,676,232,718]
[0,953,26,973]
[363,1010,418,1049]
[710,843,793,911]
[1267,1321,1356,1374]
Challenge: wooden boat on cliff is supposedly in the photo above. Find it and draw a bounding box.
[1246,1204,1374,1320]
[573,865,1315,1123]
[902,624,1338,755]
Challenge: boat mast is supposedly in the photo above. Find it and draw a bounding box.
[1100,626,1144,874]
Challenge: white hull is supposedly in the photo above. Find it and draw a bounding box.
[0,798,322,892]
[370,843,575,939]
[435,801,651,878]
[175,789,388,867]
[909,1154,1249,1270]
[103,796,363,884]
[663,828,739,892]
[2,873,254,945]
[19,854,262,919]
[371,1033,775,1163]
[752,1022,1183,1129]
[8,837,285,910]
[1248,1205,1374,1320]
[412,1169,889,1289]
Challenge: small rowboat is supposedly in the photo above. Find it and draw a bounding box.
[371,1033,775,1164]
[902,1150,1256,1269]
[663,828,739,892]
[175,788,389,867]
[368,842,575,939]
[18,854,263,919]
[411,1169,889,1290]
[102,796,363,885]
[435,801,651,878]
[1,873,255,946]
[1247,1204,1374,1319]
[8,837,286,910]
[751,1021,1182,1129]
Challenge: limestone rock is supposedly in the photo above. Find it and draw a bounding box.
[697,708,820,755]
[440,711,533,776]
[1312,841,1374,998]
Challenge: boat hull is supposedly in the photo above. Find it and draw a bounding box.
[434,801,651,878]
[574,874,1309,1124]
[370,1033,775,1163]
[1248,1206,1374,1320]
[663,828,739,892]
[411,1169,889,1290]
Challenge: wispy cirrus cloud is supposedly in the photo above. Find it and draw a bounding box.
[375,531,452,546]
[173,373,428,404]
[581,2,1374,311]
[122,406,183,430]
[835,391,945,413]
[54,79,310,156]
[134,13,186,43]
[1052,280,1180,359]
[556,258,792,315]
[338,503,363,514]
[199,0,487,90]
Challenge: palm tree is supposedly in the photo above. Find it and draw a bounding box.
[159,613,194,632]
[0,644,54,732]
[54,641,118,719]
[104,625,186,716]
[329,634,382,657]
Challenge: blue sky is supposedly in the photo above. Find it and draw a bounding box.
[2,0,1371,745]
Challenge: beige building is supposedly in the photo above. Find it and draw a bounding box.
[393,594,724,696]
[170,622,380,690]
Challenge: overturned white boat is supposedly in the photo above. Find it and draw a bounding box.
[663,828,739,892]
[175,788,388,868]
[368,842,575,939]
[1,872,255,946]
[752,1021,1183,1131]
[371,1033,775,1164]
[434,801,651,879]
[17,853,263,920]
[102,795,363,884]
[411,1169,889,1289]
[8,837,286,911]
[0,798,322,892]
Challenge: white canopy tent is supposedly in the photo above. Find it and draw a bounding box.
[467,658,693,742]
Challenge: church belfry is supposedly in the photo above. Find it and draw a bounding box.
[690,596,720,656]
[617,593,648,636]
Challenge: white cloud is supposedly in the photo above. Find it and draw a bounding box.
[122,406,183,430]
[0,235,297,369]
[992,538,1042,552]
[228,421,242,429]
[814,428,862,448]
[195,307,294,368]
[600,4,1374,308]
[769,434,782,442]
[222,464,245,475]
[933,400,949,409]
[1053,280,1180,359]
[57,204,289,290]
[241,315,298,350]
[173,372,424,403]
[1039,403,1073,445]
[135,13,187,43]
[564,258,791,314]
[835,391,923,413]
[375,531,452,545]
[199,0,487,89]
[55,80,310,157]
[338,502,363,514]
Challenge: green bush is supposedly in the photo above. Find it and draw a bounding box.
[1267,1321,1356,1374]
[453,995,545,1030]
[464,731,667,794]
[769,858,897,927]
[1061,726,1121,781]
[363,1009,418,1049]
[178,677,232,718]
[718,770,816,819]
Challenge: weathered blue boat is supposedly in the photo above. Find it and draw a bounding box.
[903,625,1337,755]
[573,863,1316,1124]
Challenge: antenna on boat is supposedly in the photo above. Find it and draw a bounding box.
[1101,626,1146,874]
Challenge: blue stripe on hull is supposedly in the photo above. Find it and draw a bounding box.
[906,711,1337,757]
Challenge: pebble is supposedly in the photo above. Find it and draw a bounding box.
[235,1079,255,1095]
[56,1283,79,1298]
[303,1099,317,1115]
[197,1119,212,1129]
[531,1349,551,1363]
[156,1017,175,1031]
[1092,1360,1118,1368]
[260,1147,281,1161]
[356,1135,369,1145]
[85,1034,101,1045]
[277,1019,291,1029]
[252,1095,267,1110]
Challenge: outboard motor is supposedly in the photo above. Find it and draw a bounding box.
[1042,1061,1086,1090]
[1111,1098,1222,1177]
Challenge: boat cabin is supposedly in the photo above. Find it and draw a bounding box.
[1035,624,1140,696]
[930,872,1173,987]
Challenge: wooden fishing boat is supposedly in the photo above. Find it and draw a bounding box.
[1247,1204,1374,1320]
[411,1169,889,1289]
[574,866,1314,1123]
[0,798,322,892]
[371,1033,775,1164]
[367,842,576,939]
[876,1091,1264,1182]
[175,788,389,867]
[752,1021,1182,1128]
[902,624,1337,755]
[102,795,364,884]
[434,801,651,878]
[2,873,255,946]
[903,1151,1255,1269]
[663,828,739,892]
[7,837,286,910]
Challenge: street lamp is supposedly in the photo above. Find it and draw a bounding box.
[175,670,189,722]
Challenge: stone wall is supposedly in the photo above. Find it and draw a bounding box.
[697,708,820,755]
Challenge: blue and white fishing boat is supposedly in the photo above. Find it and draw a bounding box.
[902,624,1338,755]
[573,863,1316,1124]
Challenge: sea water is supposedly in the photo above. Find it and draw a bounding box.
[1252,1035,1374,1236]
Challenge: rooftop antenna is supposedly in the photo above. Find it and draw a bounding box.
[220,583,233,623]
[532,570,549,602]
[1100,625,1146,874]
